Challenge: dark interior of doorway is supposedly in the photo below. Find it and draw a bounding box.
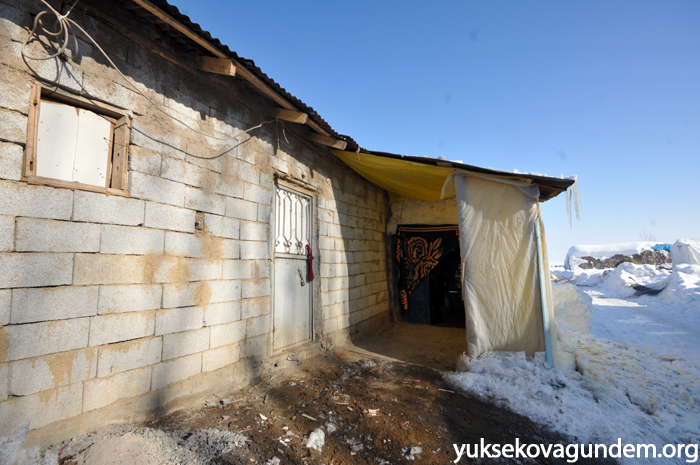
[404,245,465,328]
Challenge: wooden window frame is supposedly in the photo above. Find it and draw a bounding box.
[24,84,131,196]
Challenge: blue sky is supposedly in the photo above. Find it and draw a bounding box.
[171,0,699,261]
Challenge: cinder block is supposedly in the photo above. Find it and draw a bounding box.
[258,261,270,279]
[0,64,31,114]
[129,172,186,207]
[0,383,83,436]
[11,286,98,324]
[100,225,165,255]
[0,108,26,144]
[209,320,245,348]
[202,343,240,372]
[332,301,350,318]
[323,317,338,334]
[0,180,73,220]
[237,162,259,185]
[242,296,271,319]
[8,347,97,396]
[98,284,162,314]
[320,264,334,278]
[151,353,201,391]
[222,260,252,280]
[161,156,205,187]
[144,201,195,233]
[240,221,268,241]
[129,146,162,176]
[240,334,270,360]
[203,213,223,236]
[214,175,244,199]
[0,253,73,289]
[164,88,211,123]
[96,337,161,378]
[337,314,351,330]
[242,183,272,205]
[73,253,144,285]
[257,204,270,223]
[4,318,89,361]
[88,311,155,346]
[259,172,273,189]
[221,239,239,259]
[73,190,144,226]
[162,280,241,308]
[155,306,204,335]
[240,241,269,260]
[246,314,270,338]
[164,231,204,257]
[184,186,225,215]
[225,198,257,221]
[130,121,184,160]
[272,157,288,174]
[154,257,222,283]
[319,236,335,250]
[205,279,242,304]
[0,142,22,181]
[83,366,151,412]
[203,301,241,326]
[161,281,202,308]
[0,289,9,325]
[162,327,209,360]
[222,217,240,239]
[15,218,101,253]
[242,279,270,299]
[0,215,13,252]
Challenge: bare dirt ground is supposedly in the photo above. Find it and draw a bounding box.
[54,349,613,465]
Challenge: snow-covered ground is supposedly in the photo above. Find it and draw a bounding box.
[445,262,700,463]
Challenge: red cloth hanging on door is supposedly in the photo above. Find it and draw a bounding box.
[306,244,314,282]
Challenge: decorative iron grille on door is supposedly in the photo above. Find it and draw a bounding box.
[275,186,310,256]
[273,184,313,351]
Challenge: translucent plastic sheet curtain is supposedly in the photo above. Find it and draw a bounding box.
[444,173,556,360]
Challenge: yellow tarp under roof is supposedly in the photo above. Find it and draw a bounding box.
[331,150,455,202]
[331,150,539,202]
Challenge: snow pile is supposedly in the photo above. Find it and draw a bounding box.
[658,264,700,308]
[589,262,670,297]
[445,280,700,459]
[564,241,661,271]
[556,262,672,298]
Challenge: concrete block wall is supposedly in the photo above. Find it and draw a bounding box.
[317,184,390,337]
[0,0,390,444]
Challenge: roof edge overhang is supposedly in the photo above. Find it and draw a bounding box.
[331,149,575,203]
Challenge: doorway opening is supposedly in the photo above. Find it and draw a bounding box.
[395,225,465,329]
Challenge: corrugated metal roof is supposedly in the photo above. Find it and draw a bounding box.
[126,0,357,147]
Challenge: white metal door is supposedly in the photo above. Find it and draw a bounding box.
[273,185,312,350]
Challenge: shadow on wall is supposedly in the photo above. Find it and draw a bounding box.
[322,172,392,340]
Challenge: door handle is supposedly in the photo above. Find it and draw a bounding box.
[298,269,306,286]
